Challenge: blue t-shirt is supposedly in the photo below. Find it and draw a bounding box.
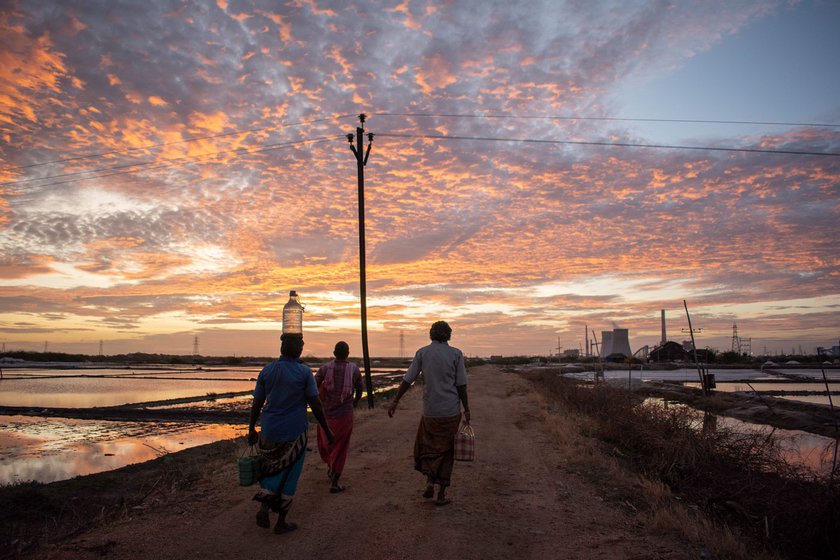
[253,357,318,441]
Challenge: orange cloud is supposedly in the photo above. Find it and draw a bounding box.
[0,23,69,130]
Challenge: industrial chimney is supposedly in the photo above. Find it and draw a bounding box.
[660,309,667,346]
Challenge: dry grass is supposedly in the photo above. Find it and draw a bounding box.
[518,369,839,560]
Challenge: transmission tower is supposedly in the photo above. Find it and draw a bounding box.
[193,335,199,357]
[399,330,405,359]
[730,323,740,353]
[99,339,104,356]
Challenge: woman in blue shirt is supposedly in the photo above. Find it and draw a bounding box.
[248,335,333,534]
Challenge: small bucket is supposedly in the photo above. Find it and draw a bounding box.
[238,454,263,486]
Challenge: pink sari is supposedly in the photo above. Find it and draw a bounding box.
[317,412,354,475]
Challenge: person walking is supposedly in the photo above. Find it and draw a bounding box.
[315,341,363,493]
[387,320,470,506]
[248,334,334,534]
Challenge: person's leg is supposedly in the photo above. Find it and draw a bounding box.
[328,414,353,492]
[256,502,271,528]
[432,416,460,506]
[435,483,451,506]
[423,475,435,499]
[254,471,284,528]
[274,449,307,533]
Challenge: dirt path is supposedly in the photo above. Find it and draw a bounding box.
[46,366,697,560]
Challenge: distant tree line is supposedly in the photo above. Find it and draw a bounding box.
[0,351,271,366]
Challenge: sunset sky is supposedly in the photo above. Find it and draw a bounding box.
[1,0,838,359]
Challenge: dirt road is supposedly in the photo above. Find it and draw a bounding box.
[46,365,698,560]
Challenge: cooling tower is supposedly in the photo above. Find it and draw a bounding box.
[600,331,613,358]
[611,328,632,357]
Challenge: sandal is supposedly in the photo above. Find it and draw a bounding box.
[274,521,298,534]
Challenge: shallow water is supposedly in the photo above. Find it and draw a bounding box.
[647,399,838,477]
[0,414,243,485]
[0,365,403,484]
[0,366,403,408]
[681,381,840,407]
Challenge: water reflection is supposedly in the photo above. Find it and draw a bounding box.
[0,366,405,408]
[645,399,838,477]
[0,376,257,408]
[0,415,243,485]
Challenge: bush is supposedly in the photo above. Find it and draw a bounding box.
[520,370,840,559]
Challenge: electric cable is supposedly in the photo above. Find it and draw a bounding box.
[373,112,840,129]
[375,132,840,157]
[2,114,356,173]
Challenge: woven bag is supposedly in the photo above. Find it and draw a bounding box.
[454,423,475,462]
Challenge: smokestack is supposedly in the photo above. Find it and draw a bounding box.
[660,309,667,346]
[585,325,589,357]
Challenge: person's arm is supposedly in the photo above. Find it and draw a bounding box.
[306,394,334,444]
[457,384,470,425]
[248,394,265,445]
[389,352,422,417]
[353,365,364,408]
[387,380,413,417]
[315,364,326,389]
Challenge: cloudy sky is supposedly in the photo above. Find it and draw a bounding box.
[1,0,838,359]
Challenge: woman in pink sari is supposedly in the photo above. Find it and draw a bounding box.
[315,341,363,493]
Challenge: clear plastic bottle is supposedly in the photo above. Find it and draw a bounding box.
[282,290,304,335]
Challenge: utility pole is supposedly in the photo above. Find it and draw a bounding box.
[347,114,375,409]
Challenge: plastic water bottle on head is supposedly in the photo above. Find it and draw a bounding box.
[282,290,304,336]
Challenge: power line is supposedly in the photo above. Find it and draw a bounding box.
[2,114,356,173]
[10,137,338,191]
[375,132,840,157]
[374,112,840,129]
